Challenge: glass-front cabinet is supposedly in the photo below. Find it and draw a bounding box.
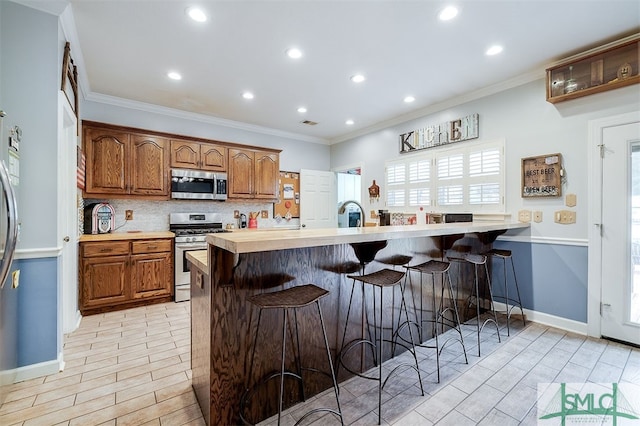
[546,34,639,103]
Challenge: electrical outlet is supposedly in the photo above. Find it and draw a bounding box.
[554,210,576,224]
[518,210,531,223]
[533,211,543,223]
[12,269,20,289]
[125,210,133,220]
[234,210,240,219]
[261,210,268,219]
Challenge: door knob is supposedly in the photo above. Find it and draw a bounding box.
[63,236,70,242]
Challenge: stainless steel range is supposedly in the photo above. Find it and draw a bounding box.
[169,213,229,302]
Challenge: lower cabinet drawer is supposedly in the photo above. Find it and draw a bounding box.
[132,239,172,254]
[82,241,130,257]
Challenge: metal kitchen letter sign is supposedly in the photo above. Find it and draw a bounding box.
[399,113,479,153]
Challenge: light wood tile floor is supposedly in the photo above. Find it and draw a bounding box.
[1,303,638,425]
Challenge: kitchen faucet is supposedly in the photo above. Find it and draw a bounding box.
[338,200,365,227]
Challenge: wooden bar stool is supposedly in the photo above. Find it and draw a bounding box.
[448,253,501,357]
[401,260,468,382]
[240,284,343,426]
[337,268,424,425]
[485,248,526,336]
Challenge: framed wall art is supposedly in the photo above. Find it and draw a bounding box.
[521,153,563,198]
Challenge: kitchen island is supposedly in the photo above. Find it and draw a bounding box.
[191,221,529,425]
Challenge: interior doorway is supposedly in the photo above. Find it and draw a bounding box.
[335,166,362,228]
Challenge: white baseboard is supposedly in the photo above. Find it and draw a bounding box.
[10,354,63,384]
[493,301,588,335]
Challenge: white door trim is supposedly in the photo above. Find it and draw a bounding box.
[587,110,640,338]
[57,91,80,337]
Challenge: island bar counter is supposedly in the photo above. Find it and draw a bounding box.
[193,221,529,425]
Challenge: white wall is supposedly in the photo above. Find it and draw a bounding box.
[1,1,60,250]
[331,79,640,240]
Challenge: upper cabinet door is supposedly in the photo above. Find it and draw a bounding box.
[254,151,279,199]
[200,144,227,171]
[228,148,254,198]
[130,134,169,196]
[170,140,200,169]
[83,127,129,195]
[170,140,227,171]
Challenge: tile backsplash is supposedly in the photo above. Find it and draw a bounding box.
[83,199,300,233]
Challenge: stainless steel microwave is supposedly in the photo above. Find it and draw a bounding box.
[170,169,227,201]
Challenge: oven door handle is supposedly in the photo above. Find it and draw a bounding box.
[175,242,208,250]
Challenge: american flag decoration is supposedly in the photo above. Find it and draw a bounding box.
[77,146,85,189]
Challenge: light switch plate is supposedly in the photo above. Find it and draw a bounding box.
[518,210,531,223]
[554,210,576,224]
[566,193,577,207]
[533,211,543,223]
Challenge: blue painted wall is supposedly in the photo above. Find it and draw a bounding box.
[0,263,20,371]
[491,240,588,323]
[15,258,58,366]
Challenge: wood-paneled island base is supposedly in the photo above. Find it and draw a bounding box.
[191,222,529,425]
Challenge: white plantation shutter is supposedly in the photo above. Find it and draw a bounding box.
[408,159,430,206]
[436,153,464,207]
[437,154,464,180]
[385,139,504,212]
[386,162,406,207]
[468,147,502,206]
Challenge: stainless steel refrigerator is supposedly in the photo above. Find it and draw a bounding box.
[0,109,20,406]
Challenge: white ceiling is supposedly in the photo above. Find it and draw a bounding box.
[24,1,640,144]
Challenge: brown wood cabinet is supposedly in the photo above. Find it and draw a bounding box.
[170,139,227,171]
[80,237,173,315]
[228,148,279,200]
[83,122,170,199]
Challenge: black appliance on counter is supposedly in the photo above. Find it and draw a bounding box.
[378,210,391,226]
[443,213,473,223]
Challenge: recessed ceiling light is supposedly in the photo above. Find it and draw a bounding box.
[286,47,303,59]
[404,96,416,103]
[242,91,254,100]
[345,119,354,125]
[186,7,207,22]
[350,74,366,83]
[486,45,503,56]
[167,71,182,80]
[438,6,458,21]
[186,7,207,23]
[297,106,307,113]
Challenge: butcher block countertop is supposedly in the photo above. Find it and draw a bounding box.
[207,221,529,254]
[186,250,208,273]
[79,231,175,242]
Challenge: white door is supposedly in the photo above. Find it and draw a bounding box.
[600,118,640,345]
[300,169,337,229]
[58,92,79,335]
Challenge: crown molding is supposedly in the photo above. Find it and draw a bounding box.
[84,92,329,145]
[328,68,545,145]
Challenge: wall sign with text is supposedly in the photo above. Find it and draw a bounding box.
[521,153,563,197]
[399,113,479,153]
